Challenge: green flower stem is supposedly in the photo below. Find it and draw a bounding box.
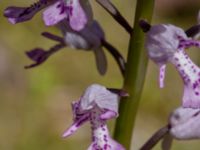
[113,0,155,149]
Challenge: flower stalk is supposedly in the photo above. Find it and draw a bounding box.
[113,0,155,149]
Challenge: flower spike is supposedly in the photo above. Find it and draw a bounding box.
[145,24,200,108]
[63,84,125,150]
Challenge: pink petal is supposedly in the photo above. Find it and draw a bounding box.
[43,1,67,26]
[62,114,89,138]
[100,110,117,120]
[69,0,87,31]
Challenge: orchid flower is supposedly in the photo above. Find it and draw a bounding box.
[25,19,108,75]
[145,24,200,108]
[169,107,200,140]
[62,84,126,150]
[5,1,126,75]
[26,18,126,76]
[4,0,90,31]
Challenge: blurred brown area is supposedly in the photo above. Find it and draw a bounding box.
[0,0,200,150]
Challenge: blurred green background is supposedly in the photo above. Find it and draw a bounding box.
[0,0,200,150]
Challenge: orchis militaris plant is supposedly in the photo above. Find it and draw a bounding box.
[62,84,127,150]
[4,0,90,31]
[145,24,200,108]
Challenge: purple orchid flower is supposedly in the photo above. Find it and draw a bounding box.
[4,0,89,31]
[62,84,125,150]
[25,18,126,76]
[169,107,200,140]
[145,24,200,108]
[25,19,108,75]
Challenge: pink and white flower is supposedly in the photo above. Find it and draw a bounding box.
[62,84,125,150]
[145,24,200,108]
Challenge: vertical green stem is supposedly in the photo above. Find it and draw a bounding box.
[113,0,155,149]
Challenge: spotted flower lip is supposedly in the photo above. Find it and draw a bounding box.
[169,107,200,140]
[145,24,200,108]
[62,84,125,150]
[4,0,88,31]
